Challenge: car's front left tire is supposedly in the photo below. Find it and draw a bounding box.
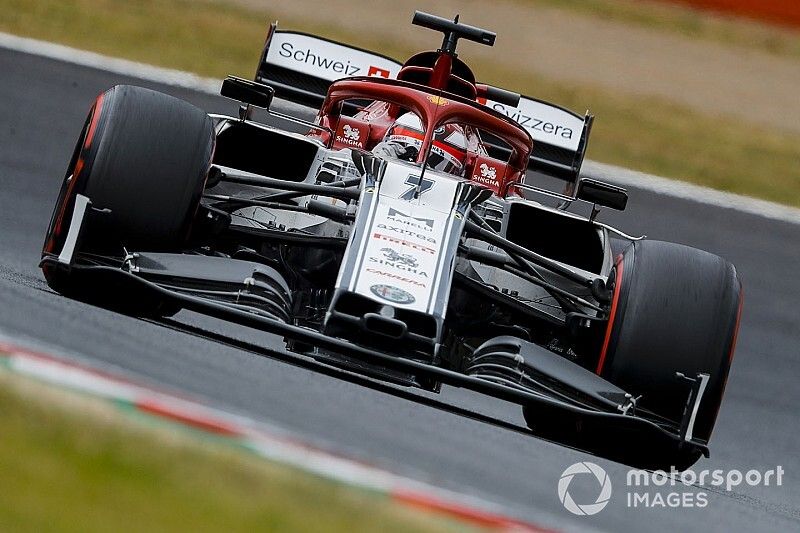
[42,85,215,312]
[597,239,742,443]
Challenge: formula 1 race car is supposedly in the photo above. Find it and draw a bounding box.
[41,11,742,470]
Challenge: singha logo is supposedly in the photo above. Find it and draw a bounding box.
[381,247,418,268]
[480,163,497,180]
[342,124,360,141]
[336,124,364,148]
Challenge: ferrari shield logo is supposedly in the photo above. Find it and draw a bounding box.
[427,95,449,106]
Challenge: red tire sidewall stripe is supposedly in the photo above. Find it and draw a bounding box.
[707,279,744,434]
[83,93,105,150]
[47,93,105,250]
[595,254,624,375]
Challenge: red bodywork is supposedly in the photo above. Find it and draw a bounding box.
[308,75,533,196]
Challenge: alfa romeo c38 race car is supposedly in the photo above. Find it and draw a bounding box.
[40,11,742,470]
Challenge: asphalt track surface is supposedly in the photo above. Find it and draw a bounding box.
[1,47,798,532]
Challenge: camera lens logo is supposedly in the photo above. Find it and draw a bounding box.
[558,462,612,516]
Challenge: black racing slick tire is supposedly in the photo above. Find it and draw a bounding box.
[596,240,743,443]
[43,85,214,260]
[43,85,214,288]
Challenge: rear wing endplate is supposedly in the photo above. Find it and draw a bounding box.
[255,25,593,185]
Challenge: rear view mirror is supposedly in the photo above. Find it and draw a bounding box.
[221,76,274,109]
[577,178,628,211]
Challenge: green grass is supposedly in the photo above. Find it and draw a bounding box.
[476,61,800,205]
[0,373,460,533]
[526,0,800,59]
[1,0,799,205]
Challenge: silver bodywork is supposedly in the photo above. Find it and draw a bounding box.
[211,117,614,326]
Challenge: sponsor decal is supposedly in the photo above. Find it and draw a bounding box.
[427,95,450,106]
[490,102,574,141]
[375,224,436,243]
[386,208,434,231]
[368,65,391,78]
[373,233,435,254]
[477,97,584,151]
[370,284,416,305]
[380,247,418,268]
[279,42,361,75]
[400,174,436,201]
[366,268,426,288]
[470,162,500,191]
[343,124,360,141]
[334,123,365,148]
[351,194,451,313]
[267,33,400,82]
[471,174,499,188]
[479,163,497,180]
[368,256,429,278]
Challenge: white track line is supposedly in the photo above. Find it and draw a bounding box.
[0,32,220,92]
[1,31,798,225]
[584,161,800,225]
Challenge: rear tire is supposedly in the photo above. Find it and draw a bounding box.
[597,240,742,442]
[43,85,214,293]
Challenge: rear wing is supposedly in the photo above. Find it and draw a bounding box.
[255,25,593,185]
[256,26,402,106]
[478,98,593,184]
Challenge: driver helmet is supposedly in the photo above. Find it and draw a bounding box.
[380,113,467,176]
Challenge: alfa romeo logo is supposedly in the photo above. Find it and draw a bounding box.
[370,284,415,305]
[558,462,612,516]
